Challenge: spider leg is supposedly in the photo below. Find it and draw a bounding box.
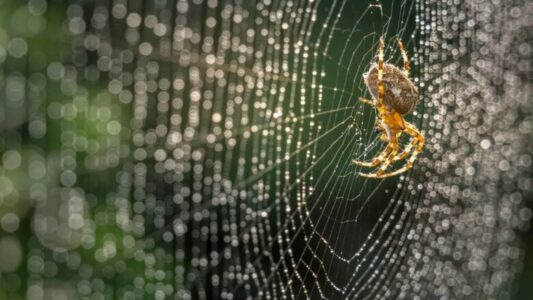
[376,37,385,108]
[393,140,417,161]
[358,97,376,106]
[358,37,394,176]
[357,98,388,140]
[370,122,424,178]
[352,144,392,167]
[353,119,392,168]
[374,37,388,141]
[393,129,418,161]
[396,38,410,78]
[359,129,400,177]
[398,122,423,162]
[376,120,391,142]
[359,144,399,178]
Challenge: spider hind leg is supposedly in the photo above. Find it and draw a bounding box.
[357,141,399,178]
[360,122,424,178]
[352,144,392,167]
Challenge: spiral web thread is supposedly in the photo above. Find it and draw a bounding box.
[0,0,531,299]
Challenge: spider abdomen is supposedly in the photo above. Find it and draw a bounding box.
[364,63,419,115]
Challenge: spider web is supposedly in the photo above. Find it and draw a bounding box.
[0,0,531,299]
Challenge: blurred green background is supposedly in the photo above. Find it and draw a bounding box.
[0,0,531,299]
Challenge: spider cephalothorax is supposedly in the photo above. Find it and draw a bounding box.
[354,37,424,178]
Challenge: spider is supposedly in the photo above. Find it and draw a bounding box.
[354,37,424,178]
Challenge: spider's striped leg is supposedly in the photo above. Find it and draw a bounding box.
[393,140,417,162]
[393,120,424,162]
[376,37,385,108]
[373,124,392,144]
[393,131,418,161]
[372,122,424,178]
[359,130,400,177]
[397,38,410,78]
[358,97,376,106]
[352,144,392,167]
[374,37,389,142]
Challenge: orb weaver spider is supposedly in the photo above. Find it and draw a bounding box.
[354,37,424,178]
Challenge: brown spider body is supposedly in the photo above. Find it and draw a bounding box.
[364,63,419,115]
[353,37,425,178]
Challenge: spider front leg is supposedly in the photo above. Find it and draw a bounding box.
[376,36,385,108]
[397,38,410,78]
